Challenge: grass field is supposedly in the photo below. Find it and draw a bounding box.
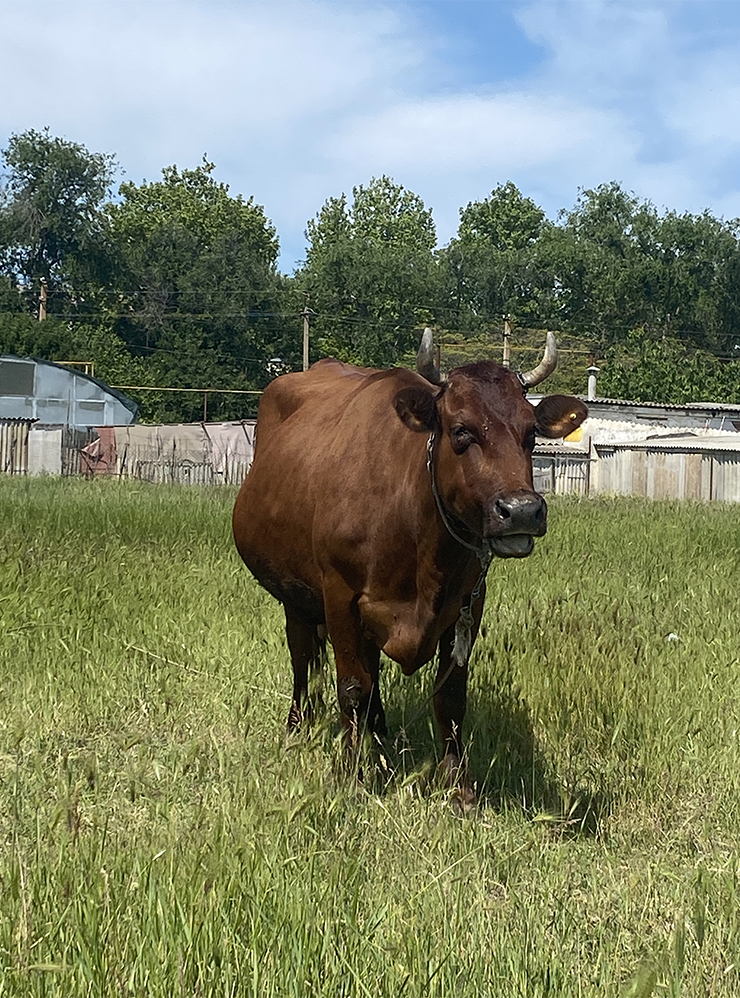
[1,477,740,996]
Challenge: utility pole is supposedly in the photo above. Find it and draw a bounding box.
[502,316,511,368]
[39,278,47,321]
[302,294,310,371]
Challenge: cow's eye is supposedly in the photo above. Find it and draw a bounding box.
[451,425,474,453]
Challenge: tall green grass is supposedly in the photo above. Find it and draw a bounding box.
[1,477,739,996]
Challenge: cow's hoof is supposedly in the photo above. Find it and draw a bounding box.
[451,782,478,815]
[286,701,303,732]
[439,754,477,813]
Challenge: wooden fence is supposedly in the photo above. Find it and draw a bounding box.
[594,440,740,502]
[9,421,740,503]
[0,418,35,474]
[532,450,591,496]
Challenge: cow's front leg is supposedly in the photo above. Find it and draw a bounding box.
[336,641,384,755]
[323,580,385,759]
[335,634,385,753]
[434,594,484,809]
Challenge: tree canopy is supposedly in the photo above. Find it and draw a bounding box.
[537,183,740,354]
[299,176,439,367]
[441,182,550,330]
[3,128,740,416]
[103,161,282,419]
[0,127,115,305]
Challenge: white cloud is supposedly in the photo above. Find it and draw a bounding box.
[325,88,644,245]
[18,5,413,126]
[516,1,673,95]
[322,0,740,248]
[0,0,425,264]
[0,1,420,173]
[3,0,740,267]
[333,93,636,171]
[667,54,740,149]
[511,0,740,217]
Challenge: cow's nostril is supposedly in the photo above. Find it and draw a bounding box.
[495,499,511,520]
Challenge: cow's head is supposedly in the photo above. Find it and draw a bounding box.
[393,329,588,558]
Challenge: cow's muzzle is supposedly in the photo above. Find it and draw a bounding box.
[486,491,547,558]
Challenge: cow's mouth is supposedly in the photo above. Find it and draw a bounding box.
[489,534,535,558]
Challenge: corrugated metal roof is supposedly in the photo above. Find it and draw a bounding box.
[0,355,138,426]
[534,440,589,454]
[576,396,740,414]
[596,435,740,453]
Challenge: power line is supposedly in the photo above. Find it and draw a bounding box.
[111,385,262,394]
[42,311,299,320]
[3,302,739,344]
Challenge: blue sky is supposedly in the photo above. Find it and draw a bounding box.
[2,1,740,270]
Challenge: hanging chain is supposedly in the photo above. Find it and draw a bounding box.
[426,431,492,569]
[426,431,493,671]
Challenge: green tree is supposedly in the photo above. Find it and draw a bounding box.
[106,161,283,420]
[0,128,115,309]
[299,176,439,367]
[440,182,549,332]
[0,311,145,388]
[536,182,660,342]
[539,182,740,357]
[650,209,740,354]
[0,274,23,314]
[458,181,545,253]
[600,329,740,404]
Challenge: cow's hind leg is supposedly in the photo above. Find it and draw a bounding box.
[285,607,325,732]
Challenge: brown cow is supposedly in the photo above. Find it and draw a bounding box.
[233,329,587,802]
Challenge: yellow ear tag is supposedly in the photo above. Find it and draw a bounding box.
[564,427,583,442]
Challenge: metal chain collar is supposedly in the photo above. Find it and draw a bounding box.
[425,431,492,570]
[426,430,493,671]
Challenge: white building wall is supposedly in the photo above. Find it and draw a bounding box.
[28,428,63,475]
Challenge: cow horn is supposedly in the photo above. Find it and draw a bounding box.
[417,327,443,385]
[519,331,558,388]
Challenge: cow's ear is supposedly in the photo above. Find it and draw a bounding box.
[535,395,588,439]
[393,385,440,432]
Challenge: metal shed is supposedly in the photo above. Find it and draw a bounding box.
[0,355,137,427]
[528,393,740,502]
